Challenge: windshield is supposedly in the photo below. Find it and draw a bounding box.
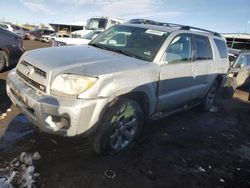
[86,18,108,30]
[89,25,168,62]
[81,31,101,40]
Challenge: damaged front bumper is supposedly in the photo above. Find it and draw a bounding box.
[6,69,108,137]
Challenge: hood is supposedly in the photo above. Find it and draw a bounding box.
[21,45,149,77]
[55,37,90,45]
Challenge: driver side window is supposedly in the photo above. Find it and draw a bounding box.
[164,34,192,64]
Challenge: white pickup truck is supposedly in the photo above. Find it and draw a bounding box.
[52,30,102,46]
[53,17,123,46]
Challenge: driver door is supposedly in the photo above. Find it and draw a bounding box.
[157,34,195,111]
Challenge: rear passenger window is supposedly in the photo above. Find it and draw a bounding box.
[214,39,228,58]
[194,35,213,60]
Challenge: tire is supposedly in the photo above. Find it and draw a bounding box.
[200,80,219,111]
[93,98,145,154]
[0,51,6,72]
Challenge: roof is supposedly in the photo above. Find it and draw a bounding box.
[122,23,221,37]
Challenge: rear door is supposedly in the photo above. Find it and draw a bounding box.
[190,35,213,99]
[157,33,195,111]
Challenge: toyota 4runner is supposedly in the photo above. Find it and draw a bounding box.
[6,22,229,153]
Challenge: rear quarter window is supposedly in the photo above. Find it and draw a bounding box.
[214,39,228,59]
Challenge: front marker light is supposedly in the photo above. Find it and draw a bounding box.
[51,74,97,96]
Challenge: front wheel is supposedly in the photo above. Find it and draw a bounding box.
[200,81,219,111]
[93,98,144,154]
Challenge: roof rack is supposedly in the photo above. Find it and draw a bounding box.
[127,19,221,37]
[159,22,221,37]
[180,26,221,37]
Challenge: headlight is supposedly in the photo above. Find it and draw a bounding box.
[51,74,97,96]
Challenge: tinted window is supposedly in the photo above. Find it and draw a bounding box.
[214,39,227,58]
[165,34,192,63]
[194,35,213,60]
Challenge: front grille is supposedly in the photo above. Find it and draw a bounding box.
[17,70,46,92]
[21,61,47,78]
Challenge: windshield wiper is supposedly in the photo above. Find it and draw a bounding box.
[88,43,108,50]
[89,44,149,61]
[108,47,150,61]
[109,48,134,57]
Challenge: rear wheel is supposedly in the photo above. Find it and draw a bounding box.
[200,81,219,111]
[93,98,144,154]
[0,51,6,72]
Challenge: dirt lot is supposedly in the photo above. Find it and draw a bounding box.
[1,40,250,188]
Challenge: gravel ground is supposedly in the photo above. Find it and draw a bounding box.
[0,40,250,188]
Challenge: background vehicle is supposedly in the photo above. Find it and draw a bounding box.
[0,28,24,71]
[40,33,71,43]
[228,48,250,87]
[80,17,123,36]
[6,22,228,154]
[0,22,27,38]
[52,30,102,46]
[28,29,54,41]
[52,17,122,46]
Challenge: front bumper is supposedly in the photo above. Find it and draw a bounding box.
[6,69,108,137]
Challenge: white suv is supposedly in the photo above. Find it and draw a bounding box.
[7,22,229,153]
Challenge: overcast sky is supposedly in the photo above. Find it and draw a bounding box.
[0,0,249,33]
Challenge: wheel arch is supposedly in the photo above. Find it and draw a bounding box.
[215,74,227,89]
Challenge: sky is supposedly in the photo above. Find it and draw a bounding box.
[0,0,249,33]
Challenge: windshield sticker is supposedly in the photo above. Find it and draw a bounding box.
[145,29,165,36]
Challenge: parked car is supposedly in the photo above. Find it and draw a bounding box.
[22,27,31,40]
[80,17,123,36]
[0,22,26,38]
[52,30,102,46]
[40,33,71,43]
[223,48,250,97]
[28,29,54,41]
[0,28,25,71]
[228,48,250,87]
[6,22,229,153]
